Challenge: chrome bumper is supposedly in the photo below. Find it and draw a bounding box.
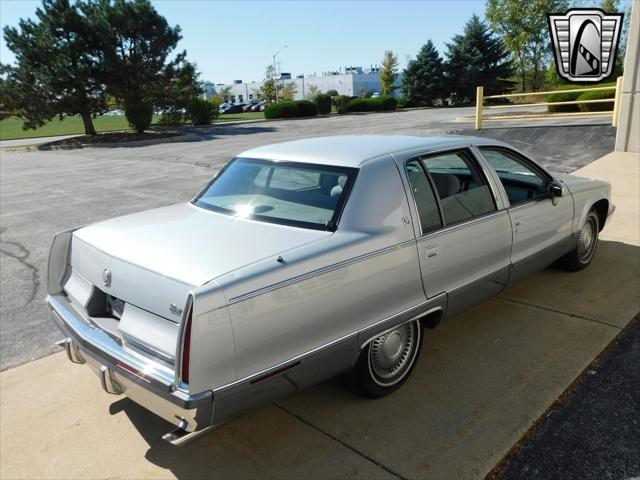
[47,294,214,445]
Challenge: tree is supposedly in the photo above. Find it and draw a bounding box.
[100,0,182,132]
[306,84,320,99]
[486,0,568,91]
[380,50,399,95]
[259,65,277,103]
[160,59,203,118]
[280,81,298,101]
[444,15,515,104]
[217,85,232,102]
[2,0,107,135]
[401,40,446,106]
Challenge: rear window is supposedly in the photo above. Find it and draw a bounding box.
[193,158,357,231]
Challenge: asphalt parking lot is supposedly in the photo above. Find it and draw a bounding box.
[1,109,636,480]
[0,108,616,370]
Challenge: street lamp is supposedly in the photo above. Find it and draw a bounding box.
[273,45,287,103]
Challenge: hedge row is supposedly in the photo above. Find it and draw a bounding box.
[264,100,319,119]
[547,83,615,113]
[265,94,398,119]
[346,95,397,112]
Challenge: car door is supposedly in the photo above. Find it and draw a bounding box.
[400,148,512,319]
[476,146,574,285]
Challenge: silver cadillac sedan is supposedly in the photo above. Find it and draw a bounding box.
[47,135,613,445]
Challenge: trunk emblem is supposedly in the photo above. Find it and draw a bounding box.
[169,304,183,316]
[101,269,112,287]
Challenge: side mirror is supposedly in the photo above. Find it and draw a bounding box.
[548,180,564,197]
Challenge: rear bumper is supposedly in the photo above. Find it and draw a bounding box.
[47,294,214,437]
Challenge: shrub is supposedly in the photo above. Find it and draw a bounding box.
[125,103,154,133]
[314,93,331,115]
[346,97,386,112]
[331,95,351,113]
[576,89,615,112]
[326,89,339,97]
[396,96,409,108]
[546,82,615,113]
[158,110,184,126]
[546,90,581,112]
[295,100,318,117]
[379,95,397,111]
[264,101,299,119]
[187,98,219,125]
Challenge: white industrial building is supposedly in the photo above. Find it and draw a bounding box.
[206,66,403,103]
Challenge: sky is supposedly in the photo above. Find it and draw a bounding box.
[0,0,487,83]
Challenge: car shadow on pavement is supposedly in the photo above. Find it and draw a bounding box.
[109,239,638,480]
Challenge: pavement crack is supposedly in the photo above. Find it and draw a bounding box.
[0,232,40,305]
[274,403,408,480]
[497,296,622,330]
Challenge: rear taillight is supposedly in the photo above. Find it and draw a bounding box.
[181,308,192,384]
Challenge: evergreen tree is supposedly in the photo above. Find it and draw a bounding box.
[260,65,277,103]
[401,40,445,106]
[444,15,515,104]
[2,0,107,135]
[99,0,182,132]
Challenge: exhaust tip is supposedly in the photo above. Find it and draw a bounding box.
[56,338,85,364]
[162,423,216,447]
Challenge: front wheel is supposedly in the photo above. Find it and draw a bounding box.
[560,208,600,271]
[354,320,423,398]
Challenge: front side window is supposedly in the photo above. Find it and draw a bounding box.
[194,158,356,230]
[422,150,496,225]
[479,147,548,206]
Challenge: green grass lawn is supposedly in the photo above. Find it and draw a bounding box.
[0,112,265,141]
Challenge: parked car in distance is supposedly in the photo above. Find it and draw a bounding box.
[47,135,613,446]
[251,101,267,112]
[242,101,260,112]
[221,103,245,114]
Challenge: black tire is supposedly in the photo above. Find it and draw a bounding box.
[560,208,600,271]
[354,320,423,398]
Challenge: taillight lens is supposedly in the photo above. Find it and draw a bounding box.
[181,308,192,384]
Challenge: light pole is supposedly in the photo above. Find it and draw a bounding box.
[272,45,287,103]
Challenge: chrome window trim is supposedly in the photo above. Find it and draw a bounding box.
[228,238,417,304]
[415,209,509,241]
[401,146,503,236]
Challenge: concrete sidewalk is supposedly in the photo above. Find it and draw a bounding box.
[1,151,638,480]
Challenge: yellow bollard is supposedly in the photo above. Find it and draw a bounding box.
[612,76,623,127]
[475,86,484,130]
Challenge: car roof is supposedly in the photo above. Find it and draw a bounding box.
[238,135,507,168]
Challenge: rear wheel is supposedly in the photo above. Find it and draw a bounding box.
[560,208,600,271]
[354,320,423,398]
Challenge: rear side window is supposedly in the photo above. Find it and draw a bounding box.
[422,150,496,225]
[406,160,442,234]
[406,149,497,233]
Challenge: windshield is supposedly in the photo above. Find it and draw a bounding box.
[193,158,357,230]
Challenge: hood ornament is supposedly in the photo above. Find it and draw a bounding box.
[101,269,112,288]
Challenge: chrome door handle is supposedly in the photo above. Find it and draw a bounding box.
[513,216,524,233]
[425,246,440,259]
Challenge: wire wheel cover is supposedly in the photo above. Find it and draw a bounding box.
[578,215,597,263]
[369,322,418,385]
